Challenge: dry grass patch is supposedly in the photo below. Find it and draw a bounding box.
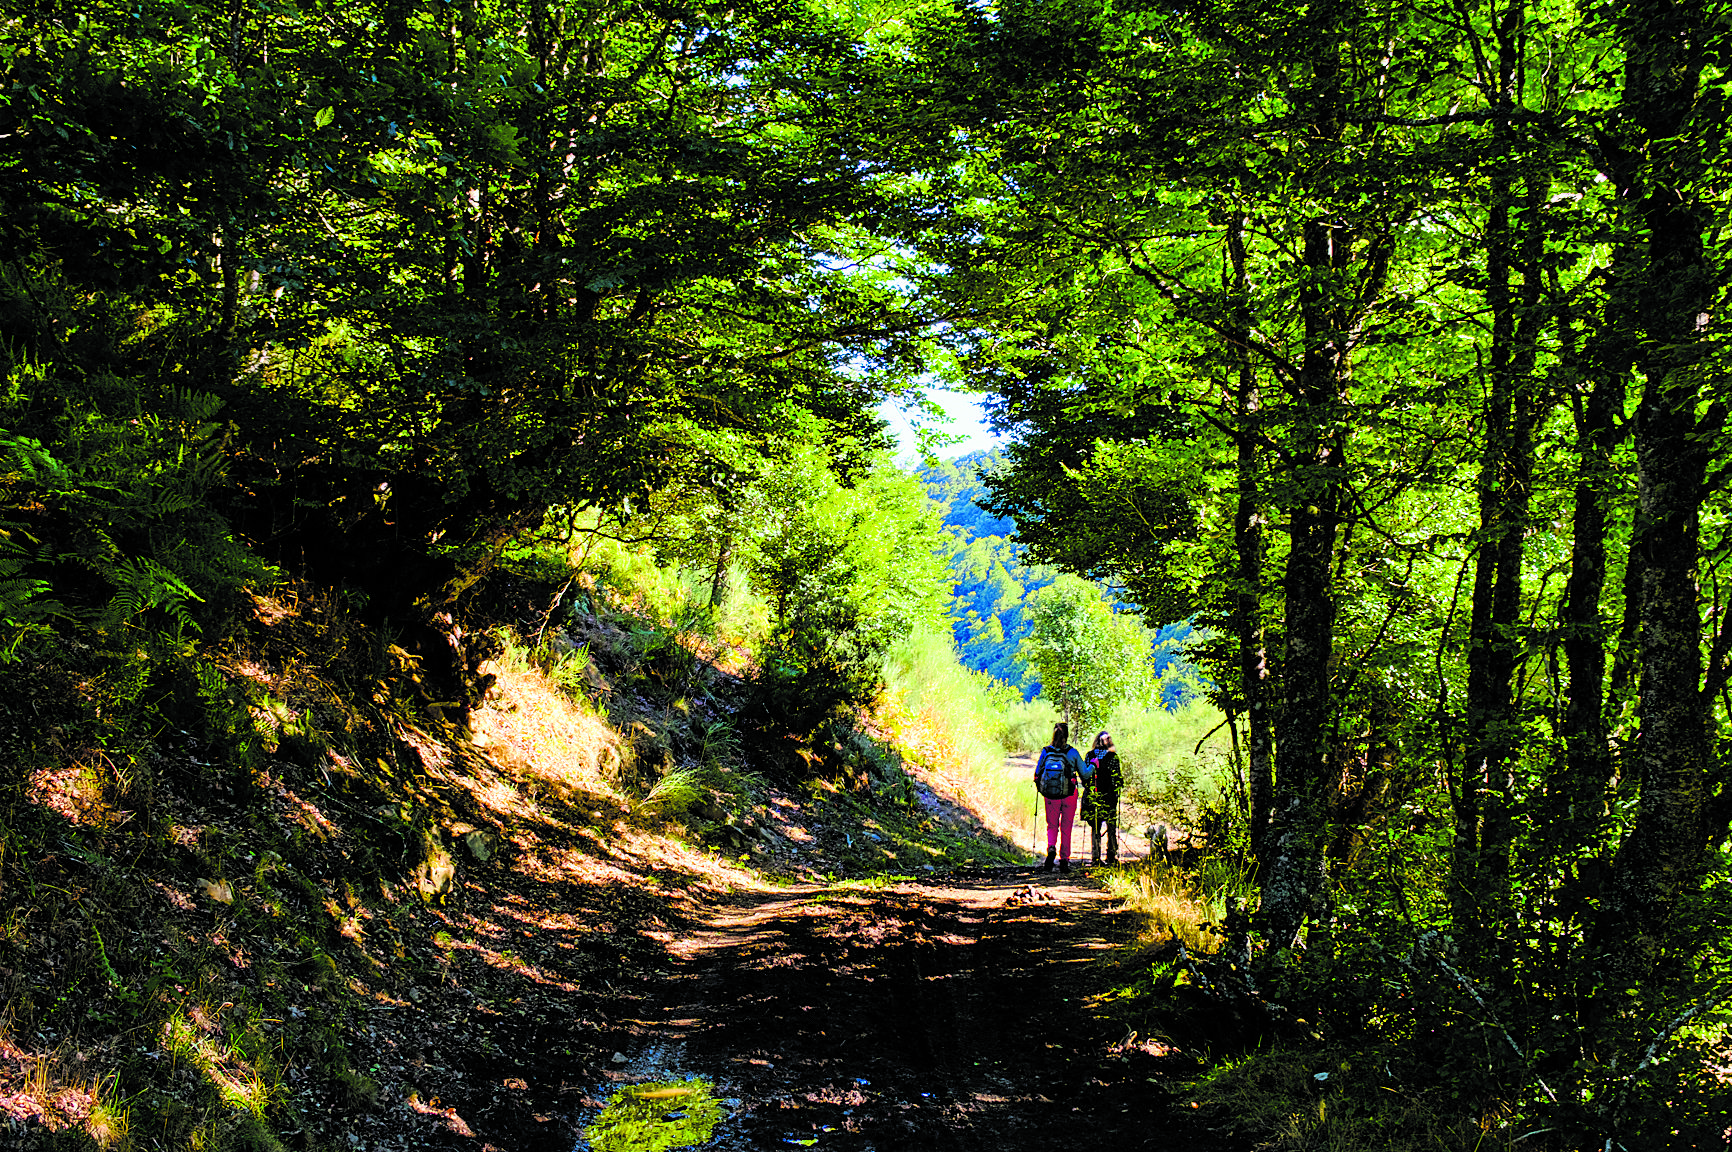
[0,1034,131,1149]
[471,656,622,815]
[868,687,1027,845]
[1098,859,1217,952]
[24,749,135,830]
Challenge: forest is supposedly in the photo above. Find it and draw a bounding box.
[923,450,1198,700]
[3,0,1732,1147]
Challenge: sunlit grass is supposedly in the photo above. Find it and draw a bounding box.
[86,1087,129,1149]
[877,625,1035,843]
[473,634,623,810]
[836,873,918,889]
[162,1010,286,1147]
[1098,859,1217,951]
[637,766,706,817]
[0,1033,133,1150]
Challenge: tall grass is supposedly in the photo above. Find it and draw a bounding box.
[1098,856,1257,951]
[1098,859,1217,950]
[1002,696,1057,752]
[878,625,1036,843]
[636,766,707,817]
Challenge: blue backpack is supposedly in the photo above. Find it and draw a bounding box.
[1035,746,1073,799]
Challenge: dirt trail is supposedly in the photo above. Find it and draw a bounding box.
[593,865,1236,1151]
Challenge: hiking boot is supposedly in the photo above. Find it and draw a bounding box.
[1042,849,1055,872]
[1058,860,1069,873]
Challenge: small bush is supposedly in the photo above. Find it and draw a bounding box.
[637,766,706,817]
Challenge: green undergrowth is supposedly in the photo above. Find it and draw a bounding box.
[1094,858,1253,953]
[877,625,1056,839]
[1087,878,1527,1152]
[0,590,486,1149]
[1105,699,1234,821]
[1093,862,1726,1152]
[1187,1045,1528,1152]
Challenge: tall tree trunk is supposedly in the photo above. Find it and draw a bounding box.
[1549,280,1624,866]
[1226,214,1273,869]
[1253,19,1409,956]
[1595,0,1718,990]
[1260,212,1352,954]
[1452,87,1549,972]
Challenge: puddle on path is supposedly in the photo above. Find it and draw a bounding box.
[575,1044,897,1152]
[574,1043,763,1152]
[582,1076,724,1151]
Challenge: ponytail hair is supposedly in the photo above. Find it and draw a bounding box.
[1052,722,1069,748]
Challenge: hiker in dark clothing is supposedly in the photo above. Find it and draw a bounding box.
[1032,722,1085,873]
[1082,730,1121,865]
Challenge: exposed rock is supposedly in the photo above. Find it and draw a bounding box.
[414,828,457,904]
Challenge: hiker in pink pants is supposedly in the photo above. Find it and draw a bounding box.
[1032,722,1084,873]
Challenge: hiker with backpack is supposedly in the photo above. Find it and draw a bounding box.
[1032,722,1085,873]
[1082,730,1121,865]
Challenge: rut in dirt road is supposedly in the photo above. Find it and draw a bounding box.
[597,867,1237,1151]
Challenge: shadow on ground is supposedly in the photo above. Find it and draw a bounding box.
[594,866,1241,1151]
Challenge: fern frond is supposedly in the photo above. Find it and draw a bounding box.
[0,542,65,660]
[98,556,203,632]
[192,656,229,705]
[167,386,225,425]
[0,433,73,492]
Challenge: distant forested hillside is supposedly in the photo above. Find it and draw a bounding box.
[922,451,1052,692]
[922,451,1197,705]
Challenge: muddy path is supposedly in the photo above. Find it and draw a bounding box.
[591,865,1238,1151]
